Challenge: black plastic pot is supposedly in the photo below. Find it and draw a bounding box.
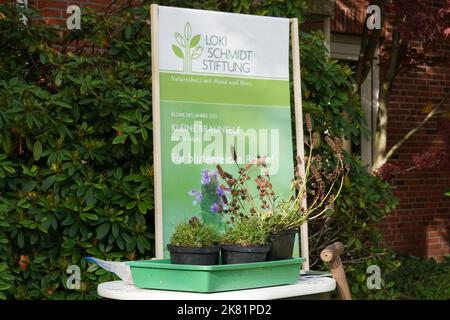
[220,244,270,264]
[167,245,220,265]
[267,228,297,261]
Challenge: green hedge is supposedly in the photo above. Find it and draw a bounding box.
[0,4,155,299]
[387,254,450,300]
[0,2,402,299]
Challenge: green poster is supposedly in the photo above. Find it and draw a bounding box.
[155,6,294,257]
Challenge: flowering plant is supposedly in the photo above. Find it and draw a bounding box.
[189,169,228,229]
[216,114,348,234]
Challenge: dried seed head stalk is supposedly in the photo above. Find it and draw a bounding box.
[305,113,312,132]
[216,164,237,188]
[327,195,335,210]
[314,155,323,169]
[230,146,237,162]
[312,132,320,149]
[325,136,343,159]
[325,136,335,150]
[295,166,302,178]
[295,155,304,177]
[215,115,349,232]
[221,194,228,205]
[310,164,321,181]
[241,158,257,173]
[256,155,267,166]
[310,161,325,204]
[278,125,348,227]
[254,175,274,209]
[333,137,343,158]
[216,164,232,179]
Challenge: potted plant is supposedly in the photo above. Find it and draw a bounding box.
[167,216,220,265]
[216,159,299,261]
[265,216,299,261]
[264,115,347,260]
[220,214,270,264]
[216,114,348,261]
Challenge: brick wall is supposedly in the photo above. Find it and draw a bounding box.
[375,0,449,260]
[331,0,367,34]
[331,0,450,260]
[2,0,449,259]
[33,0,115,25]
[377,60,450,259]
[1,0,139,24]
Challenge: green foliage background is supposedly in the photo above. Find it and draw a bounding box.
[387,254,450,300]
[0,3,155,299]
[0,1,426,300]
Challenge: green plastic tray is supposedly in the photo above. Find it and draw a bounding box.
[126,258,305,293]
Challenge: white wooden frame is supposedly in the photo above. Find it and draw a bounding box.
[290,18,309,270]
[150,5,309,269]
[150,4,163,259]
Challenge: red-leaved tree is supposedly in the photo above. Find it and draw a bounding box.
[355,0,450,178]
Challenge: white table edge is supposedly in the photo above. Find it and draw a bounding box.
[97,277,336,300]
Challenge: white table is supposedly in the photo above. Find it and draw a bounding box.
[97,276,336,300]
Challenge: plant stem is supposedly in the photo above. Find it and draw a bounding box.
[289,131,313,212]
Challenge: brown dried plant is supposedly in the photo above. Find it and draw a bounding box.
[216,114,348,234]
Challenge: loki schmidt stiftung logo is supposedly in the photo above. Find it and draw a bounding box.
[172,22,203,72]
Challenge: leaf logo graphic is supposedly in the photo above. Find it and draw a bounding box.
[172,22,203,72]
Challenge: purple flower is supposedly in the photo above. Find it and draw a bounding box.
[216,185,231,197]
[188,189,203,205]
[210,202,219,213]
[216,185,224,197]
[201,169,211,185]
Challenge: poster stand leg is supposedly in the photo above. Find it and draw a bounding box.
[290,18,309,271]
[150,4,164,259]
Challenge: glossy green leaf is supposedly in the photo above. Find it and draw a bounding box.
[33,141,42,161]
[124,26,132,40]
[112,134,127,144]
[42,175,56,190]
[96,223,110,239]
